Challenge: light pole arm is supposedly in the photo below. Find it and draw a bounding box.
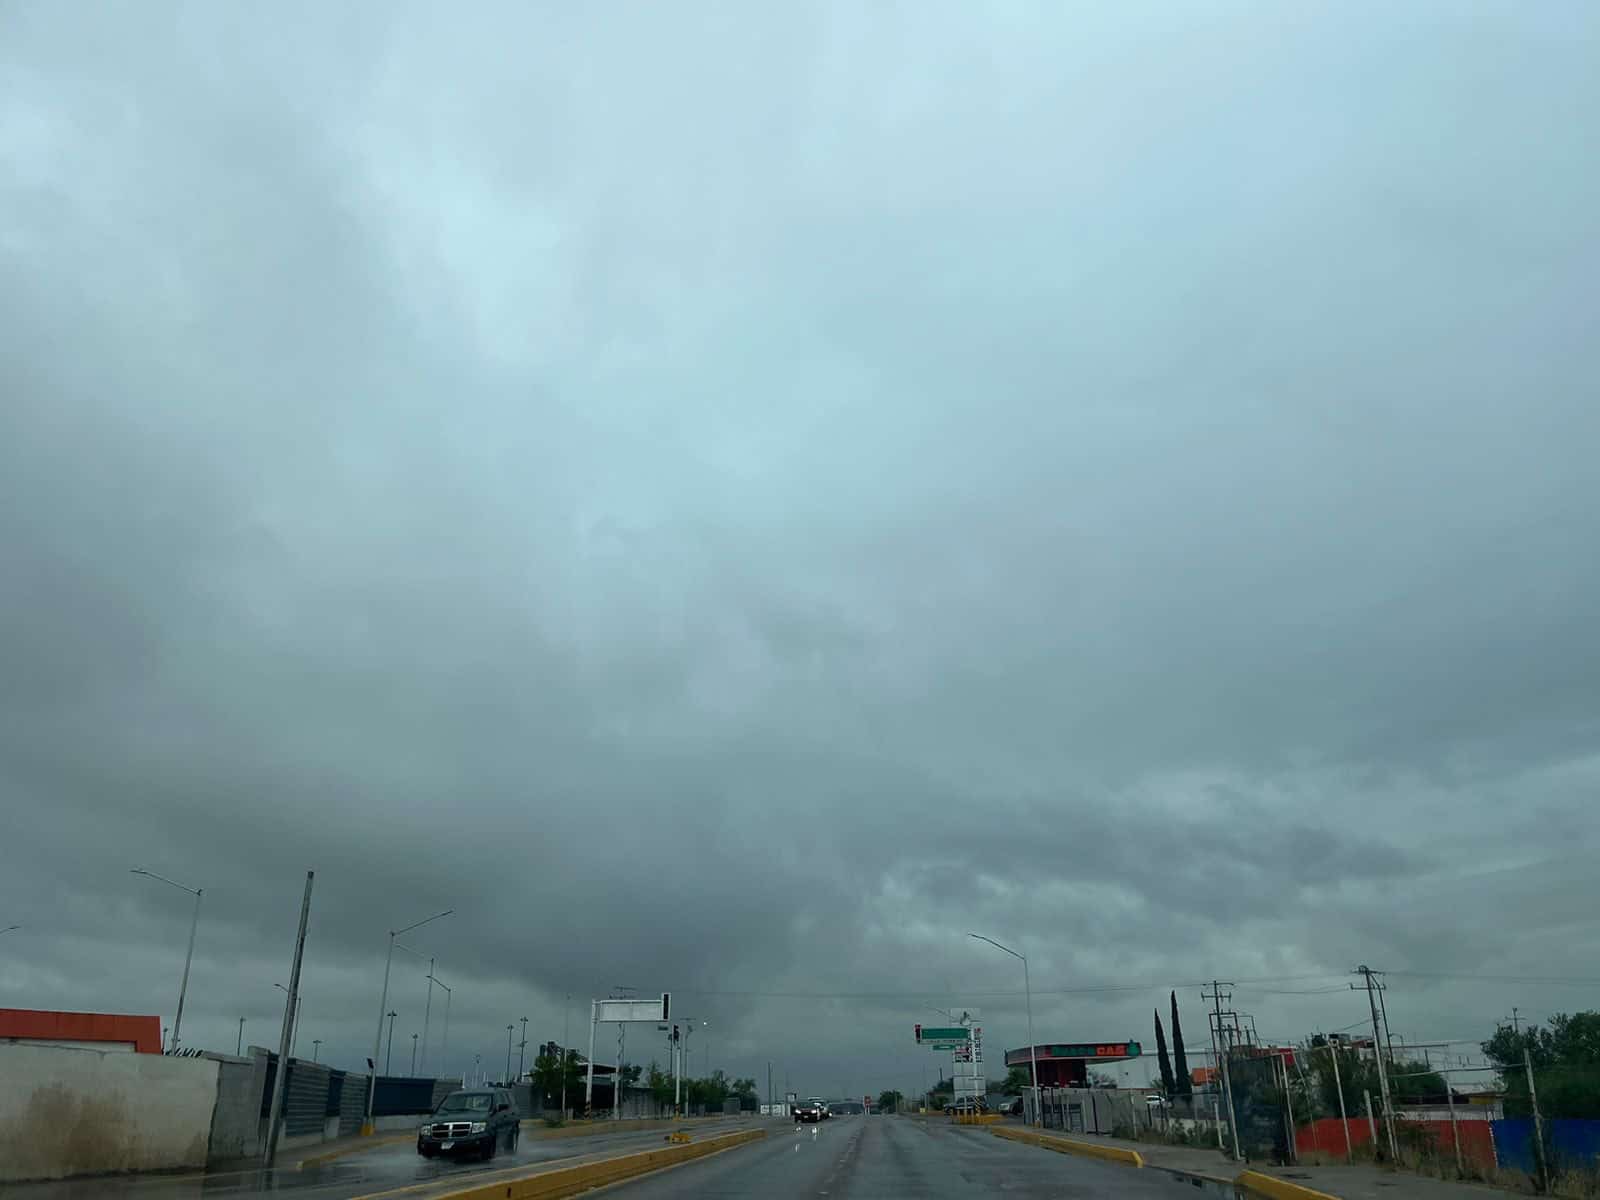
[131,868,201,896]
[970,932,1039,1127]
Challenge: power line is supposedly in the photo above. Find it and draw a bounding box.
[677,972,1350,1002]
[1386,970,1600,986]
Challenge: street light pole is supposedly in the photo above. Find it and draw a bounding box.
[411,1033,418,1075]
[312,1039,322,1063]
[237,1017,245,1056]
[386,1011,397,1073]
[970,933,1039,1127]
[518,1016,529,1081]
[131,869,204,1054]
[506,1025,515,1084]
[562,994,571,1119]
[428,973,453,1079]
[394,943,433,1071]
[365,910,451,1135]
[422,957,434,1073]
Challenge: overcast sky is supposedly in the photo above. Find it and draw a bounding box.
[3,1,1598,1100]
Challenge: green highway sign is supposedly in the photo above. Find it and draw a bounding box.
[918,1027,970,1042]
[925,1040,965,1050]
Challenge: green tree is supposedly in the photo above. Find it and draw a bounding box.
[1309,1044,1377,1117]
[532,1048,585,1110]
[1484,1012,1600,1118]
[684,1069,732,1111]
[1154,1009,1177,1097]
[1389,1060,1448,1105]
[1171,993,1193,1097]
[646,1061,675,1110]
[1001,1066,1031,1094]
[877,1089,904,1112]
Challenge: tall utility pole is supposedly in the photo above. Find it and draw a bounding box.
[411,1033,418,1075]
[1374,978,1397,1069]
[427,969,452,1078]
[312,1039,321,1063]
[1354,966,1398,1162]
[518,1016,529,1081]
[385,1011,398,1073]
[768,1061,774,1112]
[1203,982,1242,1161]
[506,1025,515,1084]
[561,995,571,1118]
[237,1017,245,1056]
[263,871,314,1168]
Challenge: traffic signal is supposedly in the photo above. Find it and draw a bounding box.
[672,1024,680,1042]
[914,1024,922,1044]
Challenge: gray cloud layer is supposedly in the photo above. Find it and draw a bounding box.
[4,1,1598,1097]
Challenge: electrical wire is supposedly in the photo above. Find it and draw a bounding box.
[677,972,1351,1001]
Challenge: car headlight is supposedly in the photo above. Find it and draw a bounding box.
[422,1125,435,1136]
[470,1122,487,1134]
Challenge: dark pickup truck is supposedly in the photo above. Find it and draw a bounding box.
[417,1087,521,1160]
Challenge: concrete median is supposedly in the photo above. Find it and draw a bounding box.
[428,1128,766,1200]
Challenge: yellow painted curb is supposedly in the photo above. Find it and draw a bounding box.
[950,1113,1004,1126]
[991,1125,1144,1167]
[431,1128,766,1200]
[1234,1169,1342,1200]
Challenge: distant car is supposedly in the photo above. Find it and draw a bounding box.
[810,1097,831,1120]
[417,1088,520,1160]
[794,1099,826,1123]
[1001,1096,1024,1116]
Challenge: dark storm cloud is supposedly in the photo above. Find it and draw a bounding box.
[3,0,1598,1095]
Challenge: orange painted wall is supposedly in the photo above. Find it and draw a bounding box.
[1297,1116,1495,1168]
[0,1008,163,1053]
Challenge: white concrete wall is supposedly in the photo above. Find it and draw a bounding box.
[206,1055,264,1163]
[0,1043,220,1182]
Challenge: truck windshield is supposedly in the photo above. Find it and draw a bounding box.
[436,1094,491,1114]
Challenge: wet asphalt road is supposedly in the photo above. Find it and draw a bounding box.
[605,1115,1196,1198]
[2,1123,724,1200]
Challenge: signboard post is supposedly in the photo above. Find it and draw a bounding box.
[584,994,671,1115]
[916,1013,985,1109]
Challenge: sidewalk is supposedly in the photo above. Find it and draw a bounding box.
[1030,1130,1514,1200]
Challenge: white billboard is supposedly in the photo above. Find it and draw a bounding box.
[593,994,670,1023]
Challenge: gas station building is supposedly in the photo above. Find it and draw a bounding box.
[1003,1040,1142,1087]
